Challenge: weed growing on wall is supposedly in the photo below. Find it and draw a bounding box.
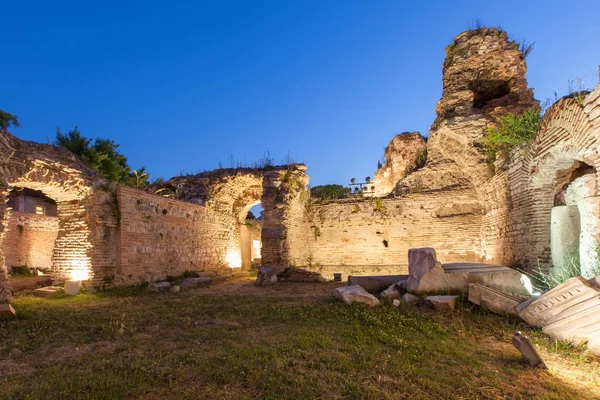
[414,148,428,170]
[480,110,541,163]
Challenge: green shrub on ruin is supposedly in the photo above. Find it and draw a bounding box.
[0,110,19,130]
[481,109,540,163]
[55,126,151,188]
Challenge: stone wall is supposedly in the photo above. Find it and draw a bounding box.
[481,88,600,272]
[1,211,58,269]
[116,185,238,285]
[306,189,483,278]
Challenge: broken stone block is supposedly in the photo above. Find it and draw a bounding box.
[406,247,527,295]
[170,285,181,293]
[393,299,401,307]
[180,277,212,290]
[401,293,422,306]
[516,276,600,328]
[34,286,61,298]
[0,284,13,303]
[379,283,401,303]
[212,275,227,283]
[407,248,440,293]
[256,266,278,286]
[397,279,408,293]
[425,295,459,311]
[0,303,16,317]
[333,285,380,307]
[148,281,171,292]
[512,331,547,368]
[348,275,408,294]
[468,283,526,315]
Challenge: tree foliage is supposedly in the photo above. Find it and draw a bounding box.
[55,126,150,188]
[0,110,19,130]
[310,184,348,200]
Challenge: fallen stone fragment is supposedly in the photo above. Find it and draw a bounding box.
[212,275,227,283]
[0,303,16,317]
[425,295,459,311]
[180,277,212,290]
[512,331,547,368]
[348,275,408,294]
[401,293,422,306]
[515,276,600,356]
[392,299,401,307]
[170,285,181,293]
[333,285,380,307]
[406,248,527,295]
[407,248,440,293]
[256,266,278,286]
[516,276,600,327]
[0,284,13,303]
[379,283,401,303]
[148,281,171,292]
[468,283,526,315]
[34,286,61,298]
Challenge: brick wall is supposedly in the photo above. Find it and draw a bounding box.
[306,188,483,278]
[1,211,58,269]
[116,185,238,284]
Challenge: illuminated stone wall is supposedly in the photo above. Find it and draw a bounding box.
[1,212,59,269]
[306,190,483,278]
[116,185,238,285]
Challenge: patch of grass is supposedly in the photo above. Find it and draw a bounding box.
[0,282,598,399]
[480,109,541,163]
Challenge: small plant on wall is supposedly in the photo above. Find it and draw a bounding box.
[480,109,540,163]
[311,226,321,241]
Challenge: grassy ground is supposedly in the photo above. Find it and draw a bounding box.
[1,280,599,399]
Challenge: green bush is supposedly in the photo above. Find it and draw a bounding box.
[9,265,33,277]
[414,148,428,170]
[481,110,540,163]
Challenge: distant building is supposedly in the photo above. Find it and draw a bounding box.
[7,188,57,217]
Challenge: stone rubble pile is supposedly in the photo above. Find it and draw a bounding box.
[332,246,600,356]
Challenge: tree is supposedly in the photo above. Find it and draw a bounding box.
[0,110,19,130]
[247,210,257,220]
[365,176,371,183]
[55,126,150,187]
[310,184,347,200]
[350,177,356,184]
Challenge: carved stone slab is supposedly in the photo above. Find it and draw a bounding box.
[468,283,526,315]
[516,276,600,328]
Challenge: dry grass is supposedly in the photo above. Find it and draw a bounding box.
[1,280,599,399]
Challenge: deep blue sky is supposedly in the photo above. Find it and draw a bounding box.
[4,1,599,186]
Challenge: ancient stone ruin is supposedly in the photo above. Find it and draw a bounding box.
[0,27,599,307]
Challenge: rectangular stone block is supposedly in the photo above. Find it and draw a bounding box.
[0,303,16,317]
[468,283,525,315]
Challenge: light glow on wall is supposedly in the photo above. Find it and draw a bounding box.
[70,259,91,281]
[226,251,242,268]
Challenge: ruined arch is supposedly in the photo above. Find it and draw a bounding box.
[517,93,600,276]
[151,165,311,270]
[0,131,114,285]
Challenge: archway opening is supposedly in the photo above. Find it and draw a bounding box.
[550,161,598,278]
[1,187,59,281]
